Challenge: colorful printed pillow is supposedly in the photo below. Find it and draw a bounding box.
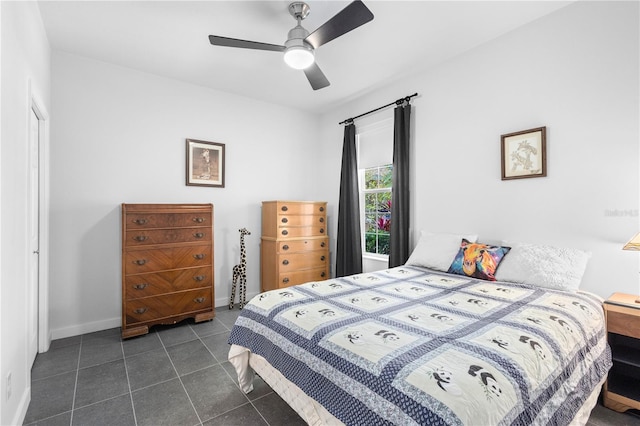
[447,239,511,281]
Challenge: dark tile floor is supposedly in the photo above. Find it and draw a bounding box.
[24,307,640,426]
[24,307,305,426]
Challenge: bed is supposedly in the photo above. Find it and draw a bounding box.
[228,238,612,425]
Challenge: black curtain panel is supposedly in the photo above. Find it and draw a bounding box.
[336,123,363,277]
[389,102,412,268]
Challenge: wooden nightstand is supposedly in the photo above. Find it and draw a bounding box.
[603,292,640,412]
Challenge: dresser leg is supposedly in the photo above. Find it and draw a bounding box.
[195,311,215,322]
[122,325,149,339]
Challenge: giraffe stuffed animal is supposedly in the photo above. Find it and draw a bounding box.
[230,228,251,309]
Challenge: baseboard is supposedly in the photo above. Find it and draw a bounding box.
[11,385,30,426]
[51,317,121,340]
[216,292,259,308]
[50,294,260,340]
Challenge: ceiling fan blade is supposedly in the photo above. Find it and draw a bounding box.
[209,35,285,52]
[304,1,374,49]
[304,63,330,90]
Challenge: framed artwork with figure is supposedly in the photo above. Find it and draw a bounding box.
[501,127,546,180]
[186,139,225,187]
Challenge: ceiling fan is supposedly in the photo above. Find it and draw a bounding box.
[208,1,374,90]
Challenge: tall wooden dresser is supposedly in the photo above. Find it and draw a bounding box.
[121,203,215,338]
[261,201,329,292]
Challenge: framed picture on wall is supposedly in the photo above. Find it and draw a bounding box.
[501,127,546,180]
[186,139,225,187]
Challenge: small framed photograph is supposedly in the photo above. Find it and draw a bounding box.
[186,139,225,187]
[501,127,546,180]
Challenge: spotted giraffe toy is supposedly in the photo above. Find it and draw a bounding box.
[230,228,251,309]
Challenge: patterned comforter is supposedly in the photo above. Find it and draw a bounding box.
[228,266,611,425]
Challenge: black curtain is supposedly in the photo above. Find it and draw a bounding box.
[336,123,363,277]
[389,102,412,267]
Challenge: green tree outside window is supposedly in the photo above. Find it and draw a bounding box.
[363,165,392,255]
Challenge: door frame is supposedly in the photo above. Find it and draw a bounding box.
[29,82,50,353]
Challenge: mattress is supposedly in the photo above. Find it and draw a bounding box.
[228,266,612,425]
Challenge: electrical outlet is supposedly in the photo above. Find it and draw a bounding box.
[6,372,11,400]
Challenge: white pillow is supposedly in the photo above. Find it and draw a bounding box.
[405,231,478,271]
[495,242,591,291]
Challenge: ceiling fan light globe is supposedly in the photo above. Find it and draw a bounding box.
[284,46,314,70]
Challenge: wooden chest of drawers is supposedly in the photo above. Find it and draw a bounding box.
[261,201,329,291]
[121,203,215,338]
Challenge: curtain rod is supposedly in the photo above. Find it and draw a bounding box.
[338,92,418,125]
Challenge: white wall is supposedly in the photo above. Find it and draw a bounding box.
[318,1,640,298]
[1,2,51,425]
[50,52,322,338]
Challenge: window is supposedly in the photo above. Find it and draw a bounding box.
[357,118,394,259]
[363,165,392,256]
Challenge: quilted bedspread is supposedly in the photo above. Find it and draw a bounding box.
[228,266,611,425]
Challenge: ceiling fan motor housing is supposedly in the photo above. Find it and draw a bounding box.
[284,22,314,69]
[285,1,313,57]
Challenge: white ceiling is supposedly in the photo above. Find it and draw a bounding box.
[37,1,572,114]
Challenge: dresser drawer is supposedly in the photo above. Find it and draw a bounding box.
[276,202,325,215]
[278,251,327,272]
[277,214,326,227]
[125,245,212,274]
[125,227,211,247]
[279,267,328,287]
[125,212,212,229]
[279,238,328,253]
[125,288,213,325]
[277,226,326,238]
[124,266,212,299]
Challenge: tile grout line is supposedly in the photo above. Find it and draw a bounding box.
[202,311,275,426]
[121,334,139,426]
[189,319,267,424]
[68,334,84,426]
[189,311,274,424]
[158,331,205,426]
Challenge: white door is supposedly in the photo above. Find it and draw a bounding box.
[27,107,40,366]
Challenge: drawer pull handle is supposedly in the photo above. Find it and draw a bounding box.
[281,218,288,223]
[193,217,204,223]
[134,235,148,242]
[282,230,288,236]
[194,297,206,303]
[321,242,326,247]
[281,206,288,211]
[321,272,326,277]
[193,275,206,281]
[133,259,147,266]
[319,218,324,223]
[133,219,148,225]
[321,256,326,261]
[282,260,289,265]
[283,278,290,283]
[193,232,205,239]
[320,228,325,234]
[133,283,148,290]
[134,308,147,314]
[319,206,324,212]
[193,253,205,260]
[282,245,289,251]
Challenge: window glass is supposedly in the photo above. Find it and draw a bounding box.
[363,165,392,256]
